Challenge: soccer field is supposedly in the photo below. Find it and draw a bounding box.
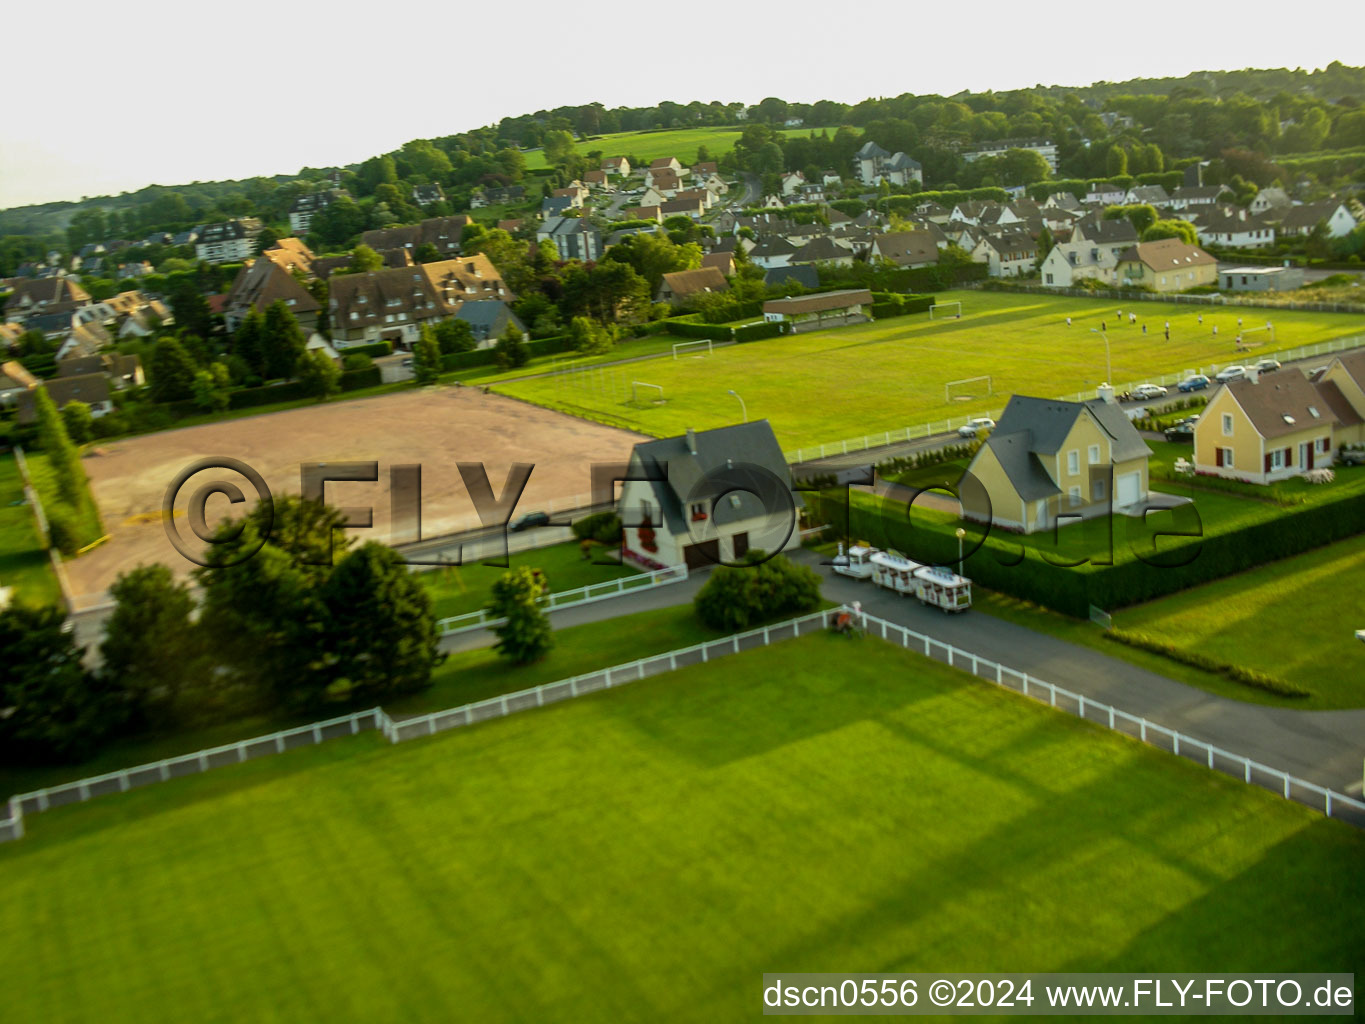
[4,633,1361,1021]
[497,292,1365,451]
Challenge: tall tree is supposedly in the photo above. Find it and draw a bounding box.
[488,566,553,664]
[411,326,443,385]
[296,348,341,400]
[233,306,266,376]
[149,337,198,402]
[318,543,441,701]
[262,300,307,380]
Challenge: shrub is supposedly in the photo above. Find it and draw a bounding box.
[734,321,782,343]
[693,553,821,631]
[339,340,392,359]
[572,511,622,544]
[1103,629,1310,697]
[45,503,80,555]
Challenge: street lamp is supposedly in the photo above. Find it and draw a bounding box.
[955,526,966,567]
[1089,327,1113,384]
[728,389,748,423]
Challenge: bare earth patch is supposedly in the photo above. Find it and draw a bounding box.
[66,387,643,607]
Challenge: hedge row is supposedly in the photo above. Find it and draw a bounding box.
[804,484,1365,620]
[338,340,393,358]
[664,320,733,341]
[1102,629,1310,698]
[439,334,573,371]
[734,321,782,342]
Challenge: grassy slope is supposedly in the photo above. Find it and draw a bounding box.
[418,540,636,620]
[3,633,1360,1022]
[495,291,1364,450]
[522,125,850,170]
[0,454,60,606]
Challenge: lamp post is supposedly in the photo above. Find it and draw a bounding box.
[1089,327,1112,385]
[728,389,747,423]
[955,526,966,568]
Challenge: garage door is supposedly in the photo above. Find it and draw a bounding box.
[1116,472,1141,508]
[683,539,720,570]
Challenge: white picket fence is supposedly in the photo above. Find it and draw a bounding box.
[436,564,689,636]
[4,603,1363,843]
[786,333,1365,464]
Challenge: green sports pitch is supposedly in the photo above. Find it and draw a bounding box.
[3,633,1361,1021]
[497,292,1364,452]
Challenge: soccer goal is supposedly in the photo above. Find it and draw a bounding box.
[1241,322,1274,345]
[631,381,665,406]
[672,339,713,359]
[945,375,993,403]
[929,300,962,320]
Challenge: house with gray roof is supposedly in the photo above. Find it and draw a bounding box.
[959,392,1176,533]
[618,421,803,570]
[454,301,526,349]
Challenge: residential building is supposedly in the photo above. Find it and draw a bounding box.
[359,215,474,258]
[790,236,854,268]
[971,232,1036,277]
[1169,185,1233,211]
[454,301,526,348]
[657,267,729,305]
[869,230,939,268]
[1084,182,1126,206]
[618,422,803,570]
[1124,184,1170,206]
[471,185,526,208]
[537,217,602,262]
[962,139,1058,173]
[960,393,1168,534]
[289,190,343,234]
[325,257,510,348]
[1115,239,1217,292]
[1276,201,1357,239]
[0,360,38,407]
[196,219,264,263]
[15,374,113,424]
[1039,240,1117,287]
[1193,368,1350,483]
[1191,207,1276,249]
[222,258,322,332]
[4,277,91,322]
[412,183,446,207]
[601,156,630,177]
[762,289,873,332]
[852,141,922,186]
[700,251,735,277]
[1248,187,1292,217]
[56,352,144,389]
[1071,214,1140,262]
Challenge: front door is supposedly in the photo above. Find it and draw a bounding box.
[732,532,749,560]
[1300,442,1312,470]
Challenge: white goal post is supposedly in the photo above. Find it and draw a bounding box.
[929,301,962,320]
[672,339,713,359]
[945,375,993,403]
[631,381,664,404]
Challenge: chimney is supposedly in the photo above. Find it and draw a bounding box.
[1097,383,1117,404]
[1247,366,1259,384]
[686,427,697,454]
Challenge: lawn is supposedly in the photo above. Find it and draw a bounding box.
[521,125,849,171]
[0,453,60,607]
[4,632,1361,1022]
[418,539,637,620]
[1111,532,1365,705]
[495,291,1365,451]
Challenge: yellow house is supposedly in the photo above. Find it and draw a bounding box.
[1315,350,1365,447]
[960,393,1162,533]
[1193,368,1350,483]
[1115,238,1217,292]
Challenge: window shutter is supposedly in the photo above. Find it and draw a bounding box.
[1285,447,1292,468]
[1215,448,1224,467]
[1264,453,1272,472]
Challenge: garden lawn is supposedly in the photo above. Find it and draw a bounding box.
[496,291,1365,451]
[521,125,849,170]
[1112,532,1365,706]
[0,454,60,607]
[419,539,637,620]
[4,632,1361,1022]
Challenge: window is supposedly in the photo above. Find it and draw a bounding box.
[689,501,708,521]
[1088,444,1100,465]
[1067,450,1079,475]
[1092,479,1105,501]
[1068,485,1082,507]
[1222,413,1234,436]
[1270,449,1285,470]
[1221,447,1234,469]
[1317,437,1330,453]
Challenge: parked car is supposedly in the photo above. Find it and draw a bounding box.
[1254,358,1281,374]
[957,417,996,438]
[1163,422,1195,442]
[510,511,550,532]
[401,358,413,368]
[1132,383,1168,400]
[1338,447,1365,466]
[1177,374,1211,392]
[1215,365,1247,383]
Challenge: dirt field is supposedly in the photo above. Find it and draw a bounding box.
[65,388,644,607]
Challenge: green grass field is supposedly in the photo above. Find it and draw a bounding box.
[4,633,1360,1021]
[0,454,60,607]
[495,292,1365,451]
[522,125,848,171]
[418,539,636,620]
[1112,533,1365,705]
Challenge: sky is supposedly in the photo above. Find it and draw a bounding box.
[3,1,1362,210]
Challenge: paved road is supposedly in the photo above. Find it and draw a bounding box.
[437,546,1365,796]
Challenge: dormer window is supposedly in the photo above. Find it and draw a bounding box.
[1308,406,1320,418]
[690,501,708,522]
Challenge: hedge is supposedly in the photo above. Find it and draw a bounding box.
[339,340,393,358]
[882,188,1008,214]
[870,292,936,319]
[664,320,732,341]
[734,321,782,342]
[439,334,573,371]
[1102,629,1310,698]
[803,485,1365,620]
[338,366,383,391]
